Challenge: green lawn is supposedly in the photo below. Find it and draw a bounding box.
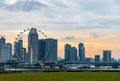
[0,72,119,81]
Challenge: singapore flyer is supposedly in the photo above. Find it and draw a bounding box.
[14,28,50,64]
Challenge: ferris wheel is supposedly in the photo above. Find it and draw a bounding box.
[14,28,48,63]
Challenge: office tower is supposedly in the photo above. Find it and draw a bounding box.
[45,38,57,61]
[0,37,6,63]
[103,50,111,62]
[2,43,12,63]
[70,47,77,61]
[28,28,39,62]
[0,37,12,63]
[22,48,26,62]
[78,43,85,61]
[95,55,100,62]
[38,39,45,61]
[6,43,12,61]
[14,40,23,62]
[64,44,77,61]
[64,44,71,61]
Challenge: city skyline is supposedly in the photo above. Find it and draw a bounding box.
[0,30,118,60]
[0,0,120,59]
[0,34,116,62]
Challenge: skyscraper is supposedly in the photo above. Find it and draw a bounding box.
[0,37,12,63]
[0,37,5,63]
[14,40,23,62]
[70,47,77,61]
[28,28,39,62]
[2,43,12,63]
[103,50,111,62]
[65,44,71,61]
[6,43,12,61]
[64,44,77,61]
[45,38,57,61]
[95,55,100,62]
[22,48,26,62]
[38,39,45,61]
[78,43,85,61]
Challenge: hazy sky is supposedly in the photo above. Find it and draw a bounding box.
[0,0,120,59]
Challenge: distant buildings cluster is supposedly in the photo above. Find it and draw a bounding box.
[0,28,118,63]
[64,43,113,63]
[0,28,58,63]
[0,37,12,63]
[65,44,77,61]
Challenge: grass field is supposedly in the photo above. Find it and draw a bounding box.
[0,72,120,81]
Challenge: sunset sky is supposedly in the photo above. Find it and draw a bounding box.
[0,0,120,59]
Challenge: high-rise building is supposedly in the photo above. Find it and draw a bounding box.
[95,55,100,62]
[64,44,71,61]
[0,37,12,63]
[70,47,77,61]
[0,37,5,63]
[45,38,57,61]
[64,44,77,61]
[14,40,23,62]
[28,28,39,62]
[78,43,85,61]
[103,50,111,62]
[2,43,12,63]
[22,48,26,62]
[38,39,45,61]
[6,43,12,61]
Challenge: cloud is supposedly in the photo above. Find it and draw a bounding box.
[0,0,120,30]
[0,3,119,34]
[90,33,102,38]
[49,0,68,8]
[63,36,76,41]
[0,0,48,11]
[0,0,120,59]
[0,0,6,8]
